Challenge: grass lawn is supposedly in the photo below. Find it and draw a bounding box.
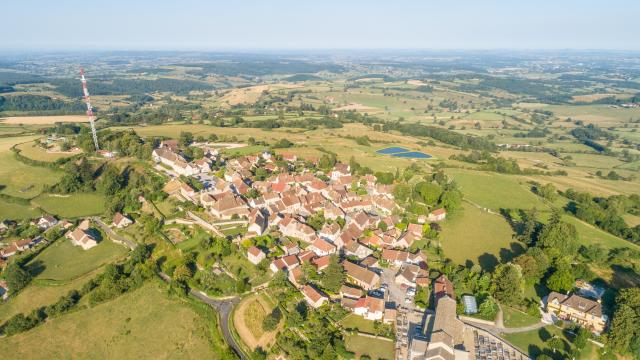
[0,282,219,359]
[0,136,62,199]
[345,334,396,360]
[502,326,570,358]
[221,252,270,286]
[32,193,106,218]
[502,325,599,360]
[0,198,41,220]
[341,313,378,334]
[440,202,521,270]
[243,297,268,339]
[32,237,128,282]
[502,306,540,328]
[0,268,100,323]
[564,215,640,251]
[15,141,79,162]
[446,168,549,211]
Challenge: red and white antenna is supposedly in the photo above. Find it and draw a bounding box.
[79,68,100,151]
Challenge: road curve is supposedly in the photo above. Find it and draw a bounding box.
[158,272,246,359]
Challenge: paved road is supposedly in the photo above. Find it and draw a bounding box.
[92,217,137,250]
[158,272,246,359]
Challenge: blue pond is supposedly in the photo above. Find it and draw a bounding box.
[392,151,432,159]
[376,147,432,159]
[376,147,409,154]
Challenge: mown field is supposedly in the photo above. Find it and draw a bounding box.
[0,282,219,359]
[31,237,128,282]
[445,168,550,211]
[440,202,520,270]
[15,140,80,163]
[345,333,396,360]
[32,193,106,218]
[0,135,62,199]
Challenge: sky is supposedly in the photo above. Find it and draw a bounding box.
[3,0,640,51]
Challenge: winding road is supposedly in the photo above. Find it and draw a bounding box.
[158,272,246,359]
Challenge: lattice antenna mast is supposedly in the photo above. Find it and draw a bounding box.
[80,68,100,151]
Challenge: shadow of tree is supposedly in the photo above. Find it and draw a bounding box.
[26,259,46,277]
[478,253,499,272]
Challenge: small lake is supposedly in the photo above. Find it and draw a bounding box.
[377,147,432,159]
[376,147,409,154]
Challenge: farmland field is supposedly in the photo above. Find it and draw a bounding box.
[446,168,549,211]
[0,198,41,220]
[32,193,106,218]
[0,136,62,199]
[0,115,88,124]
[32,237,128,282]
[0,282,219,359]
[440,202,520,270]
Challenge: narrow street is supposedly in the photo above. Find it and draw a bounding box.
[92,217,137,250]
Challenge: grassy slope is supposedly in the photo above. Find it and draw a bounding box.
[0,269,100,323]
[0,136,62,199]
[446,168,550,211]
[0,282,218,359]
[15,141,78,163]
[502,325,599,360]
[31,238,128,282]
[502,306,540,328]
[0,198,41,220]
[440,202,520,270]
[32,193,106,218]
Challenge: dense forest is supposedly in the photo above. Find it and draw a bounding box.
[50,78,215,97]
[0,95,85,114]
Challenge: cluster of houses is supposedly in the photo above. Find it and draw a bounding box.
[152,140,214,176]
[0,215,65,263]
[151,140,449,322]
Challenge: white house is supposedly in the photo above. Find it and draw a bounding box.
[112,212,133,228]
[66,227,98,250]
[353,296,385,321]
[247,246,266,265]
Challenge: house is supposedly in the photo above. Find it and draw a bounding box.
[0,243,18,258]
[209,193,249,219]
[395,264,429,287]
[37,215,58,229]
[247,246,267,265]
[159,139,179,152]
[14,238,34,251]
[301,285,328,309]
[270,254,300,273]
[382,248,410,266]
[66,227,98,250]
[434,275,455,299]
[427,208,447,222]
[330,163,350,180]
[353,296,385,321]
[343,261,380,290]
[340,285,362,299]
[343,241,373,260]
[546,292,607,334]
[112,213,133,228]
[319,222,341,242]
[247,209,268,236]
[312,255,331,272]
[287,266,304,288]
[309,238,337,257]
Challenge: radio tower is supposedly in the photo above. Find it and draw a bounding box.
[79,68,100,151]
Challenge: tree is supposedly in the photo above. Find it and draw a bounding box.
[179,131,193,146]
[439,182,463,212]
[5,263,32,294]
[262,307,282,331]
[573,327,589,350]
[320,255,344,292]
[491,263,524,305]
[415,181,442,205]
[607,288,640,355]
[547,336,565,353]
[546,268,575,293]
[538,210,579,257]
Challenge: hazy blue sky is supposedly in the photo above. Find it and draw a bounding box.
[3,0,639,50]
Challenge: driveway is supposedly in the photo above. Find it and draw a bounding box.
[93,217,137,250]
